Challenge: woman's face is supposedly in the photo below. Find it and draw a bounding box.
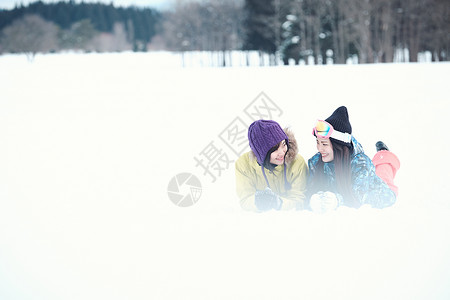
[316,137,334,162]
[270,140,288,165]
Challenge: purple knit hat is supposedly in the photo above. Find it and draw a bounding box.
[248,120,288,165]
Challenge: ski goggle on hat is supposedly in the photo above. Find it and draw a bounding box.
[312,120,352,143]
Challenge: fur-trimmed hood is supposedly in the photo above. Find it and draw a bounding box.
[249,127,298,165]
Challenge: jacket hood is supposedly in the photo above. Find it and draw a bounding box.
[351,136,364,157]
[249,127,298,165]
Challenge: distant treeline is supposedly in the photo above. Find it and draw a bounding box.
[242,0,449,64]
[0,0,448,65]
[0,0,160,54]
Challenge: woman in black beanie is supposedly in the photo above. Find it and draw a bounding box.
[307,106,400,212]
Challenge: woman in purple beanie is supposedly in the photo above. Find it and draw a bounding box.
[308,106,400,212]
[235,120,308,212]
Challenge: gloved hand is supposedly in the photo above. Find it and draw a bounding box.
[255,187,282,212]
[309,191,339,213]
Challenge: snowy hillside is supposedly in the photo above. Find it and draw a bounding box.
[0,52,449,300]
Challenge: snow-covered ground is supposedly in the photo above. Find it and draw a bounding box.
[0,52,449,300]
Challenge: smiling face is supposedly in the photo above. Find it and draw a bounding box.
[316,137,334,162]
[269,140,288,165]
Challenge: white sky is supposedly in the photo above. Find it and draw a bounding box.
[0,0,174,10]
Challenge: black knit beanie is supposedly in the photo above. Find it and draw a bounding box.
[325,106,352,148]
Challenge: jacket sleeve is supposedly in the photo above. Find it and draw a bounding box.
[351,154,396,208]
[235,154,259,212]
[278,155,308,210]
[235,154,308,212]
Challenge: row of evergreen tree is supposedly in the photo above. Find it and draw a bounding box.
[0,0,160,52]
[160,0,449,64]
[243,0,449,64]
[0,0,448,64]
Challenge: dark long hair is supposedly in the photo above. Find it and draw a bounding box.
[309,140,360,208]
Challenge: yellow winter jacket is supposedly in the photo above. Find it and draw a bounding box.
[235,128,308,212]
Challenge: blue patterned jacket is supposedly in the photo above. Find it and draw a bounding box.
[307,137,396,208]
